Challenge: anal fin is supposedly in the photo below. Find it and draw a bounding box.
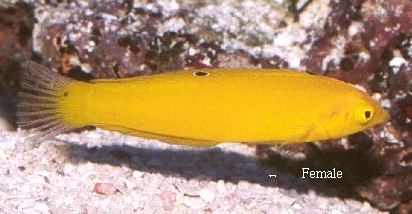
[94,124,220,147]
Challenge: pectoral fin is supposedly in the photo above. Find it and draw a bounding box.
[299,122,329,142]
[284,122,329,143]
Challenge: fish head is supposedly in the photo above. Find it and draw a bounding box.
[339,92,390,138]
[312,90,389,141]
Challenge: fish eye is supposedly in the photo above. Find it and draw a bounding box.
[364,110,371,119]
[356,107,374,124]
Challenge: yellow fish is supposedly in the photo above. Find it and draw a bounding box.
[17,61,389,146]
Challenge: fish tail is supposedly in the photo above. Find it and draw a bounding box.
[17,61,78,145]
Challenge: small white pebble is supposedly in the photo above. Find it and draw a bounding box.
[198,189,215,202]
[237,181,250,190]
[280,210,293,214]
[216,180,227,193]
[273,31,294,47]
[132,171,145,178]
[348,21,363,37]
[331,210,343,214]
[389,56,407,67]
[381,99,392,109]
[34,202,50,213]
[183,197,194,207]
[293,202,303,210]
[279,195,295,205]
[64,197,74,205]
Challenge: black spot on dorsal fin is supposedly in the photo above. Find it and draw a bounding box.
[305,70,316,75]
[193,71,209,77]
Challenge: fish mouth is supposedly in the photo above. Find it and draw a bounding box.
[378,108,391,124]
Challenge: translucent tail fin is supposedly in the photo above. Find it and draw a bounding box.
[17,61,76,145]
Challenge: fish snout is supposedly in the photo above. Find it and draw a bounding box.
[379,107,391,124]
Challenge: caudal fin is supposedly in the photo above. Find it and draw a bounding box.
[17,61,76,145]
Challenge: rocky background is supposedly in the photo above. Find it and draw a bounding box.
[1,0,412,213]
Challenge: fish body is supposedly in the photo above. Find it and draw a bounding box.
[18,61,389,146]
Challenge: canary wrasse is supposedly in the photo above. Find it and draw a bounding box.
[17,61,389,146]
